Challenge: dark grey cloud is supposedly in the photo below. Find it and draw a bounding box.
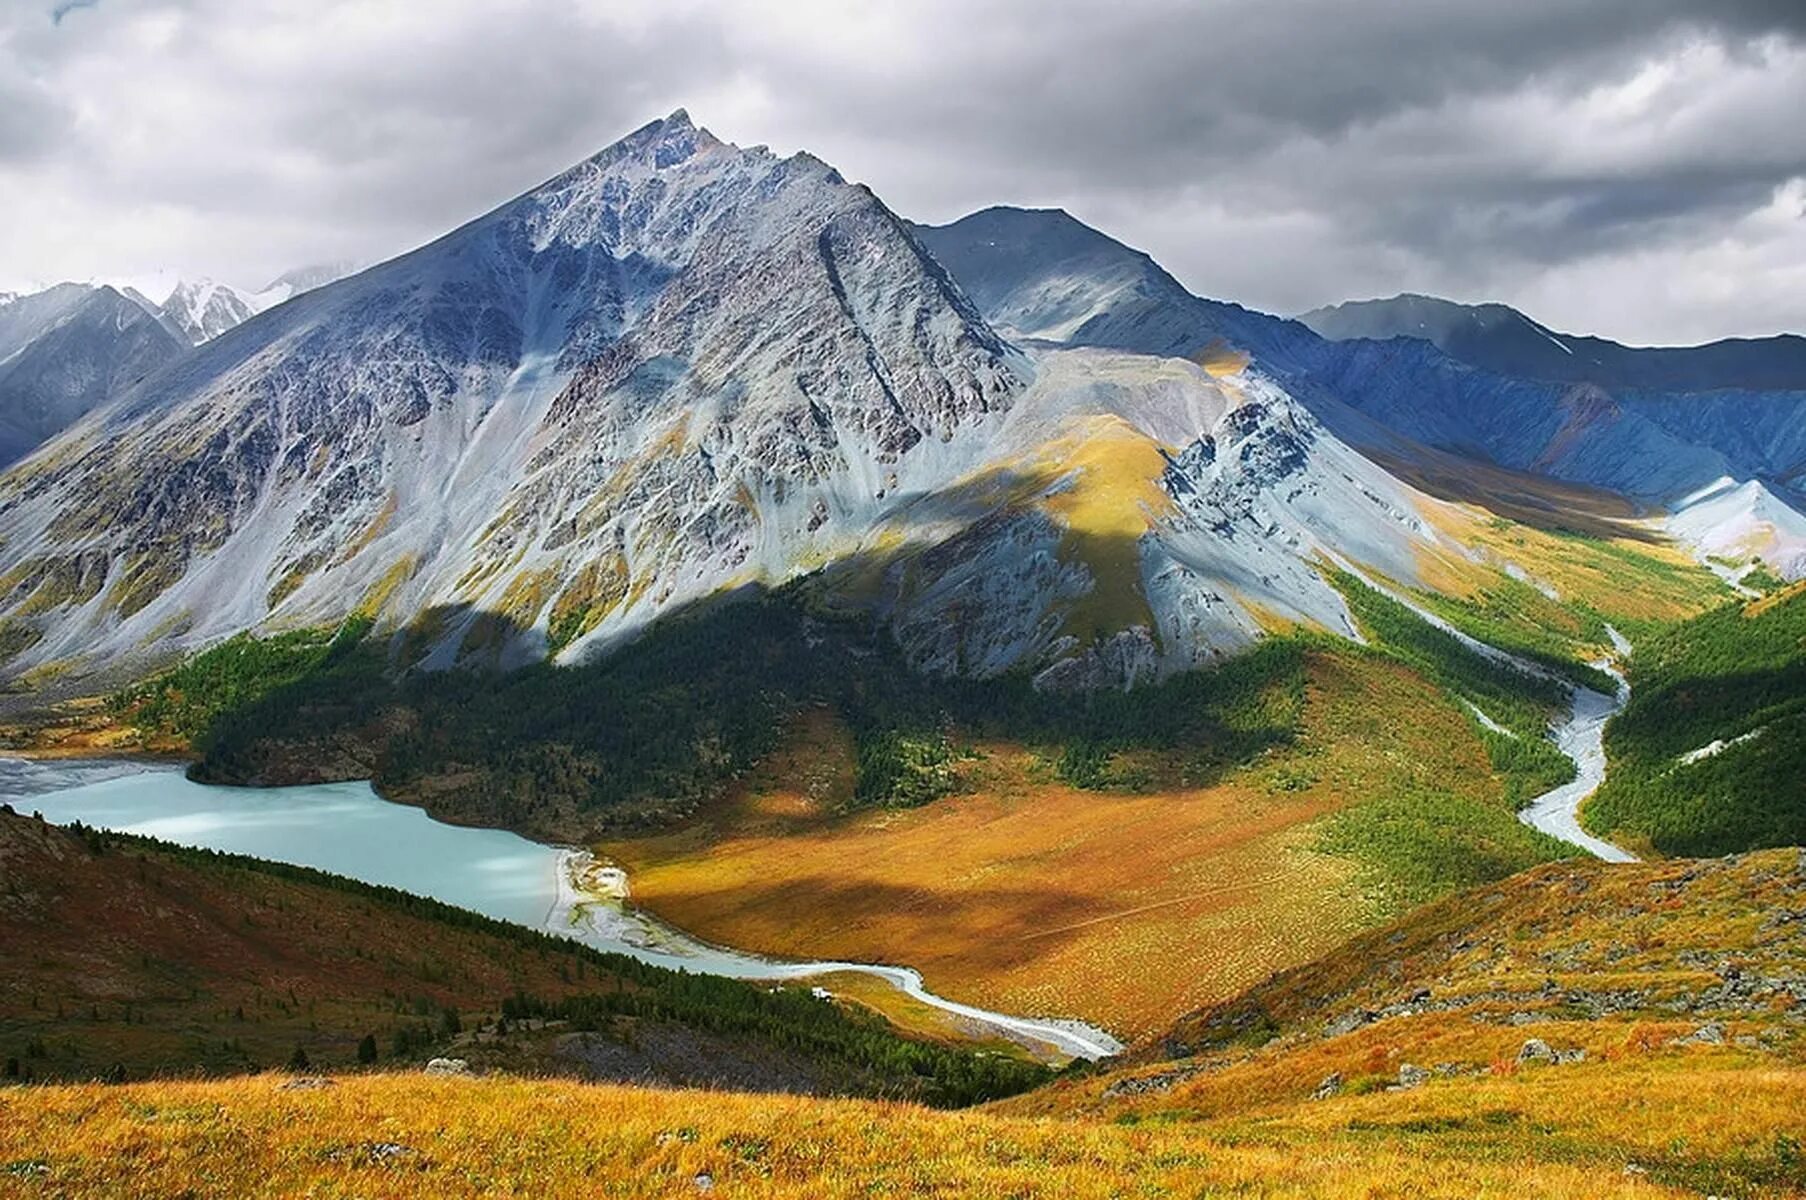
[0,0,1802,343]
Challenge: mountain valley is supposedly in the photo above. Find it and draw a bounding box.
[3,103,1805,1198]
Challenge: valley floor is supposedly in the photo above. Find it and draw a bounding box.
[602,647,1548,1039]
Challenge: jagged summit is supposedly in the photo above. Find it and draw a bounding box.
[0,111,1024,685]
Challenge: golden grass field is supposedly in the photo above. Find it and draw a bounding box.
[602,647,1509,1040]
[3,1050,1796,1198]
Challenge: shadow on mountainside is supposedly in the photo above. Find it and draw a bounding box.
[125,551,1304,845]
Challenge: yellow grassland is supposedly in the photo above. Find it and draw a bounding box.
[1413,496,1726,626]
[1,1062,1787,1198]
[602,649,1502,1039]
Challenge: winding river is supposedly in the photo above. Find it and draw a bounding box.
[1332,557,1639,863]
[0,758,1121,1062]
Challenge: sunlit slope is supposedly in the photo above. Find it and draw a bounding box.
[5,1069,1758,1199]
[601,637,1565,1040]
[1006,849,1806,1197]
[1586,581,1806,855]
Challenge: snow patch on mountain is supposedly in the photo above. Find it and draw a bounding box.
[1664,476,1806,582]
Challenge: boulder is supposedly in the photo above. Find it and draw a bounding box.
[1517,1038,1558,1065]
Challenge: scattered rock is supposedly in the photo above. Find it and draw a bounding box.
[424,1057,472,1076]
[3,1160,49,1180]
[325,1142,418,1166]
[1624,1162,1647,1177]
[1102,1066,1202,1098]
[694,1172,715,1192]
[278,1076,335,1091]
[1517,1038,1558,1066]
[1394,1063,1429,1090]
[1311,1072,1343,1100]
[1672,1021,1727,1047]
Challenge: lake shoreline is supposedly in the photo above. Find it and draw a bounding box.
[2,755,1121,1064]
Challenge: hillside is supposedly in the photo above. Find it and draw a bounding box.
[0,808,1045,1103]
[923,207,1806,523]
[1006,849,1806,1196]
[4,852,1801,1198]
[1585,582,1806,856]
[0,284,186,467]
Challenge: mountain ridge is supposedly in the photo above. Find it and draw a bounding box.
[1301,291,1806,391]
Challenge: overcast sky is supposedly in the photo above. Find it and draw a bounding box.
[4,0,1804,345]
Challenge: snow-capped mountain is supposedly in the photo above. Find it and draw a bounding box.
[920,208,1806,516]
[0,112,1468,690]
[251,262,359,310]
[0,283,188,466]
[158,279,257,345]
[152,265,360,345]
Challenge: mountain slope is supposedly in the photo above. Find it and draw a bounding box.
[0,284,188,467]
[921,207,1806,551]
[1006,850,1806,1195]
[5,850,1801,1197]
[1584,581,1806,856]
[0,111,1027,686]
[0,115,1526,696]
[1302,292,1806,392]
[0,807,1043,1099]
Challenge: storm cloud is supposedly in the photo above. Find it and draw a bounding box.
[2,0,1803,343]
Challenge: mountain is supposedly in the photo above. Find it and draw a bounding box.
[0,283,188,466]
[253,261,359,309]
[0,113,1480,693]
[1301,292,1806,391]
[158,278,258,344]
[154,265,357,345]
[919,207,1806,535]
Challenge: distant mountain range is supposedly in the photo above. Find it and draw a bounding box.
[1,112,1802,692]
[0,264,355,468]
[0,283,186,466]
[1300,292,1806,392]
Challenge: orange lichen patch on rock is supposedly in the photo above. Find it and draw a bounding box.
[602,648,1499,1039]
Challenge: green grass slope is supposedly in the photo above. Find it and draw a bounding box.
[1586,582,1806,855]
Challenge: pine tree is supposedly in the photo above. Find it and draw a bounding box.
[357,1034,378,1065]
